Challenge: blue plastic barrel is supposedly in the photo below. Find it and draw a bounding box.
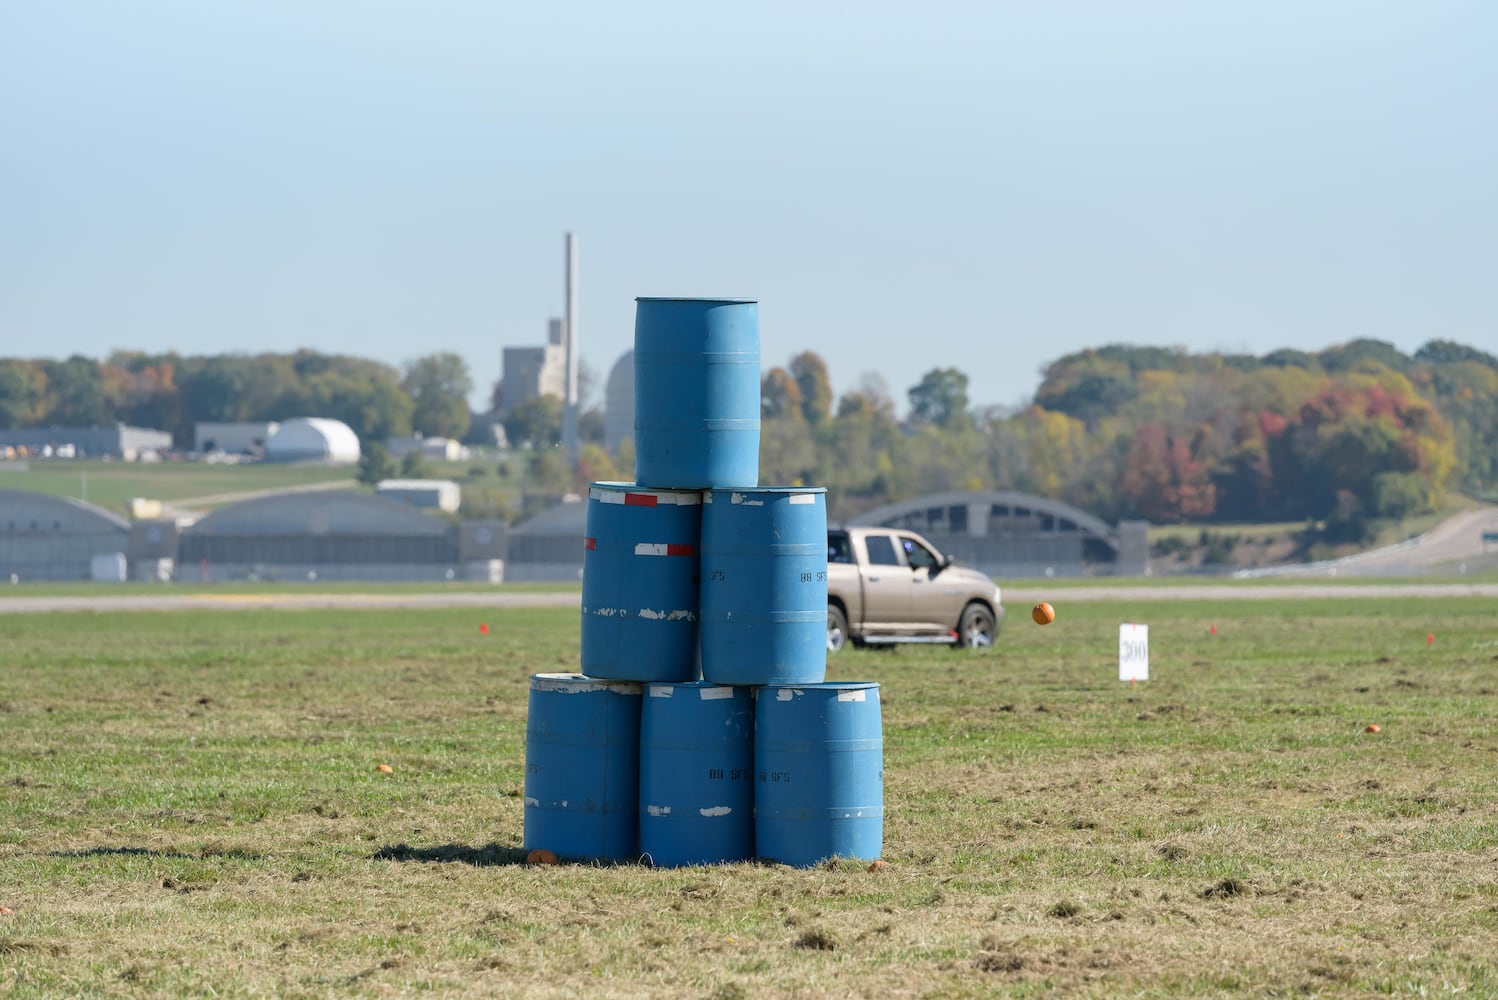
[754,682,883,867]
[523,673,643,863]
[638,682,754,867]
[633,297,760,489]
[581,482,702,682]
[700,487,827,686]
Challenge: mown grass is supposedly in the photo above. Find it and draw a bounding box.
[5,460,357,514]
[0,580,579,600]
[2,597,1496,997]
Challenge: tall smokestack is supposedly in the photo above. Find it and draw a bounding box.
[562,232,579,460]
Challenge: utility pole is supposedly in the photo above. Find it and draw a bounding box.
[562,232,579,461]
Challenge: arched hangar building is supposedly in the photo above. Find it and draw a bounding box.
[849,490,1149,578]
[0,489,132,581]
[178,491,505,582]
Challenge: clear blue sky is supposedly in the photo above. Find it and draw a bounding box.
[3,2,1493,415]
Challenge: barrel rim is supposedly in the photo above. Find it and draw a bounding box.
[635,296,757,304]
[756,681,881,692]
[530,672,644,695]
[705,486,828,496]
[588,482,704,504]
[644,681,744,694]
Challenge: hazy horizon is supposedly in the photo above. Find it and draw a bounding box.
[4,2,1493,413]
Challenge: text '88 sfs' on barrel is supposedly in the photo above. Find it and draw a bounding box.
[699,487,827,686]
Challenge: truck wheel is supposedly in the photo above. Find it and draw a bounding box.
[955,603,996,649]
[827,604,850,653]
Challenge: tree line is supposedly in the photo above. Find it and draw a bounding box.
[3,338,1494,534]
[0,350,485,447]
[758,339,1497,538]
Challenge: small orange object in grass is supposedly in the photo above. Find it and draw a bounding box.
[527,849,559,865]
[1365,724,1382,734]
[867,860,889,873]
[1031,602,1055,625]
[376,763,394,773]
[479,623,489,635]
[0,906,13,915]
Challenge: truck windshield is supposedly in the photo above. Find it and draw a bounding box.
[901,536,938,569]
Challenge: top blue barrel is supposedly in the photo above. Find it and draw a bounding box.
[634,298,760,490]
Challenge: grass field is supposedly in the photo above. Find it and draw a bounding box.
[3,596,1496,997]
[1,460,358,515]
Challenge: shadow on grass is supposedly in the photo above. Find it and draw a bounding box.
[47,846,264,861]
[372,842,530,866]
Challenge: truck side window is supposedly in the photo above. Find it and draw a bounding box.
[864,535,901,566]
[828,533,853,563]
[901,536,937,570]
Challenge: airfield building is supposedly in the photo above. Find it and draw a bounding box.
[0,425,172,461]
[499,319,568,419]
[0,489,131,581]
[194,421,279,456]
[177,490,503,582]
[265,418,361,465]
[849,490,1149,578]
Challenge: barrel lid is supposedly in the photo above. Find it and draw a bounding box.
[703,487,826,505]
[756,681,880,701]
[635,296,757,304]
[530,673,643,696]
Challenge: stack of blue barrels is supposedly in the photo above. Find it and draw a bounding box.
[523,297,884,868]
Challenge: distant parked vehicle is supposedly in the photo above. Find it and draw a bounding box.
[826,527,1004,651]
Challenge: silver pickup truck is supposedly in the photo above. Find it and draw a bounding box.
[826,526,1004,651]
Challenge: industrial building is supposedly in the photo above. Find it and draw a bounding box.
[385,435,470,462]
[376,479,462,513]
[0,425,172,460]
[604,349,634,456]
[194,421,279,456]
[499,319,568,418]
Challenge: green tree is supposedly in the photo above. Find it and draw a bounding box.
[399,450,430,479]
[907,368,970,429]
[1370,471,1428,520]
[505,395,563,450]
[358,442,397,485]
[1414,339,1498,370]
[0,360,47,429]
[180,356,252,423]
[42,356,114,426]
[403,352,473,440]
[760,368,802,419]
[789,352,833,426]
[578,407,606,445]
[1318,339,1411,374]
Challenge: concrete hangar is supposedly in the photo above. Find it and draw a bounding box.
[0,489,505,583]
[848,490,1149,578]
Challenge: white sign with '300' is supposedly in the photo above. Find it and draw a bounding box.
[1119,624,1149,682]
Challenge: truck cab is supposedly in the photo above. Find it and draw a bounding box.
[826,527,1003,651]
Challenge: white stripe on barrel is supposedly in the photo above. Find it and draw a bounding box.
[635,543,697,557]
[590,487,701,506]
